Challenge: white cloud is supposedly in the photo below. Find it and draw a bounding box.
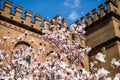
[64,0,70,6]
[64,0,81,8]
[68,11,78,21]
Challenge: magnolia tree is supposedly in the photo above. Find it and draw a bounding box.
[0,16,120,80]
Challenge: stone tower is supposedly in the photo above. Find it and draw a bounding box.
[84,0,120,77]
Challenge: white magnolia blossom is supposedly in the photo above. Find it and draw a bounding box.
[95,52,106,62]
[11,39,16,44]
[81,23,86,28]
[105,77,112,80]
[69,23,77,32]
[24,30,30,36]
[90,61,98,69]
[97,68,110,79]
[76,25,83,33]
[3,36,10,40]
[51,51,58,58]
[29,37,35,43]
[111,58,120,68]
[0,17,119,80]
[18,34,24,40]
[113,73,120,80]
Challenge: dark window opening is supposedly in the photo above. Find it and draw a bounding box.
[31,25,34,27]
[10,16,13,19]
[21,21,24,23]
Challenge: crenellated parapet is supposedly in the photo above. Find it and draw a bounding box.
[43,14,67,30]
[77,0,120,27]
[43,0,120,28]
[105,0,120,14]
[0,1,68,31]
[0,0,120,31]
[0,1,43,30]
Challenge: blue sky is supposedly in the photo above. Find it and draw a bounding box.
[0,0,104,26]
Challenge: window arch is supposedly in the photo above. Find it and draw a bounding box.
[14,41,31,48]
[13,41,32,64]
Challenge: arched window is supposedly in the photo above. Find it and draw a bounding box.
[14,41,31,48]
[14,41,32,65]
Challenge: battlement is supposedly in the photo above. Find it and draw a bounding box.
[79,0,120,27]
[0,1,44,30]
[0,1,68,30]
[0,0,120,31]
